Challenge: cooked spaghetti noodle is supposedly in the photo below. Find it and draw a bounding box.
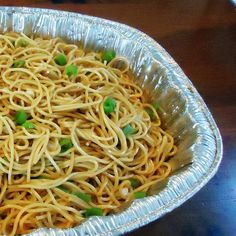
[0,32,177,235]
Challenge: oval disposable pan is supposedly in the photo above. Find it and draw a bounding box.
[0,7,223,236]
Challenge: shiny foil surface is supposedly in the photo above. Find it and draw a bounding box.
[0,7,223,236]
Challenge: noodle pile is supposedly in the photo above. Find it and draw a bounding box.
[0,32,177,235]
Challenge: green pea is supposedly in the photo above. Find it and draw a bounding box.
[54,53,67,66]
[134,191,146,199]
[59,138,73,153]
[15,110,27,125]
[146,102,160,120]
[12,60,25,68]
[122,124,136,137]
[101,50,116,63]
[22,121,34,129]
[152,102,160,110]
[65,64,78,77]
[73,192,91,203]
[56,185,70,193]
[129,178,139,189]
[103,97,116,114]
[84,207,103,218]
[146,108,154,120]
[15,38,28,48]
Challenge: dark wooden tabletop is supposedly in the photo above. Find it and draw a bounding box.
[0,0,235,235]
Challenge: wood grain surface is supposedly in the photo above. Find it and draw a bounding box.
[0,1,235,235]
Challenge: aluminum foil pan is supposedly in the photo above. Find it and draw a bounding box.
[0,7,223,236]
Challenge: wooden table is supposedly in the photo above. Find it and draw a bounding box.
[1,1,236,235]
